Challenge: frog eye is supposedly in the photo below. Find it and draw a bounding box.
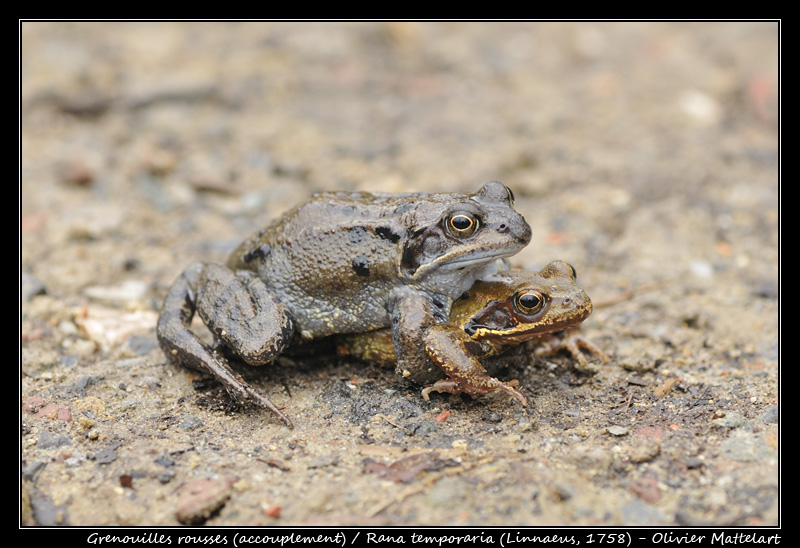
[514,289,545,314]
[447,212,480,237]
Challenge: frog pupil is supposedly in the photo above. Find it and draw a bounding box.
[452,215,472,230]
[517,291,543,312]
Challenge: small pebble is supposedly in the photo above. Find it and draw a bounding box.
[553,482,575,501]
[712,411,744,428]
[83,280,148,303]
[263,504,281,519]
[761,405,779,424]
[56,160,95,186]
[93,445,119,464]
[679,89,721,125]
[629,477,661,503]
[37,431,72,450]
[720,432,774,462]
[308,454,339,469]
[175,478,231,525]
[21,271,47,301]
[607,425,629,436]
[128,335,159,356]
[689,260,714,279]
[569,446,613,476]
[629,437,661,463]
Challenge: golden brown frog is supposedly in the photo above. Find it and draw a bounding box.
[339,261,606,404]
[156,182,531,426]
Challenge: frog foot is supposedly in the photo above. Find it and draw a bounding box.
[156,263,292,428]
[421,322,528,406]
[531,329,609,373]
[196,345,294,428]
[161,336,293,427]
[219,364,294,428]
[421,377,528,406]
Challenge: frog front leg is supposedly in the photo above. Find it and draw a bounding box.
[156,263,295,427]
[422,323,528,406]
[388,286,447,386]
[388,287,526,406]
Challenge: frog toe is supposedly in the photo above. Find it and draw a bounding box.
[421,376,527,407]
[421,379,461,400]
[496,380,528,406]
[532,329,609,370]
[233,384,294,428]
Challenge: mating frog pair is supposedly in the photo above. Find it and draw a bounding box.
[156,182,601,426]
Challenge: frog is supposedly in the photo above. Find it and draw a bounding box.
[156,181,531,427]
[338,261,607,405]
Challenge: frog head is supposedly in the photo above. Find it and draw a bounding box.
[458,261,593,346]
[400,181,531,280]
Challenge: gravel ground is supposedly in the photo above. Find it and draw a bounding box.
[20,21,779,536]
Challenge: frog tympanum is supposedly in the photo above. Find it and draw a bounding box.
[157,182,531,426]
[340,261,606,405]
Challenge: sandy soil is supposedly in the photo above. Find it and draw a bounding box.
[20,21,779,533]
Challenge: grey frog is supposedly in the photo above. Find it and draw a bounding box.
[156,181,531,426]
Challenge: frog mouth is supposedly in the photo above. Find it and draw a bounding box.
[437,247,520,270]
[410,248,519,281]
[467,308,592,340]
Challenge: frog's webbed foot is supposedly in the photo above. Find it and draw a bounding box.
[420,323,528,406]
[530,328,608,373]
[156,263,294,427]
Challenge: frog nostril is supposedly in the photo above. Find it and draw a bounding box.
[498,223,508,233]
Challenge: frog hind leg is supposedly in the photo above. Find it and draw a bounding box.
[156,263,294,427]
[195,264,295,366]
[421,323,528,406]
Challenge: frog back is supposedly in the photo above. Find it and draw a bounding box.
[227,193,420,338]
